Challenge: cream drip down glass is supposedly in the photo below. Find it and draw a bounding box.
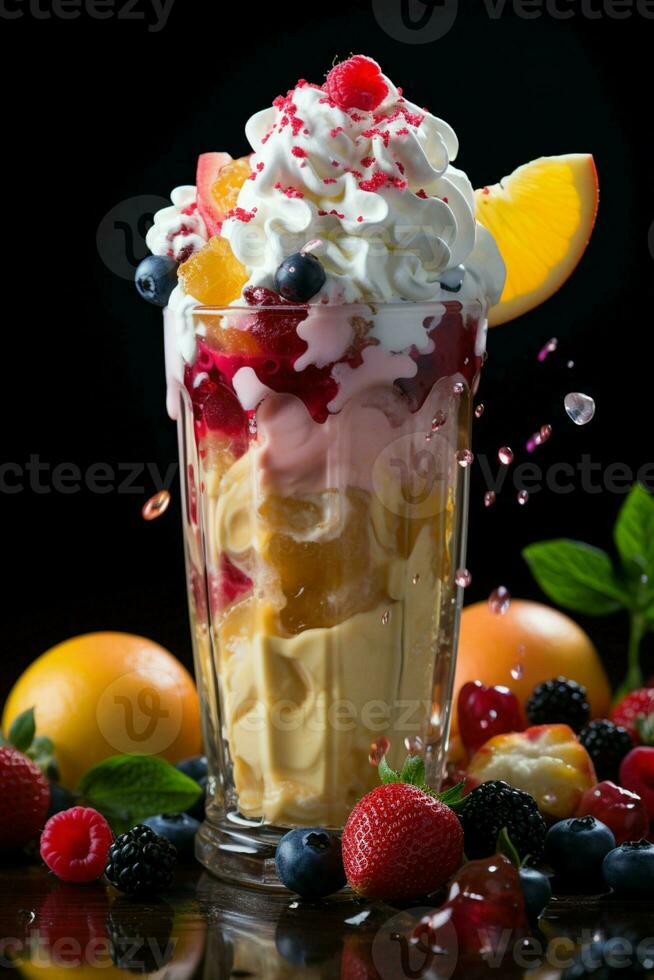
[151,56,505,887]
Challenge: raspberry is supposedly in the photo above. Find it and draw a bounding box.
[40,806,114,882]
[0,746,50,849]
[324,56,388,112]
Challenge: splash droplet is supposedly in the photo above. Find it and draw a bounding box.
[412,573,421,585]
[567,360,575,369]
[248,416,258,437]
[538,337,558,362]
[539,424,552,443]
[564,392,595,426]
[474,403,485,419]
[484,490,496,508]
[381,609,391,626]
[525,435,539,454]
[488,586,511,615]
[16,909,36,926]
[404,735,424,756]
[432,410,447,431]
[142,490,171,521]
[455,568,472,588]
[517,490,529,506]
[498,446,514,466]
[452,381,465,396]
[456,449,474,468]
[368,736,391,766]
[510,662,524,680]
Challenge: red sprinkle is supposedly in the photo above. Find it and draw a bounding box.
[292,146,308,158]
[361,156,375,169]
[226,206,258,223]
[323,177,337,184]
[274,182,305,199]
[330,126,344,138]
[417,189,428,199]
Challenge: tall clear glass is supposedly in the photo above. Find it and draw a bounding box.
[167,300,486,888]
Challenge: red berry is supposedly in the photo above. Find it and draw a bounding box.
[324,56,389,112]
[341,783,463,901]
[0,746,50,849]
[576,780,650,845]
[413,854,528,958]
[40,807,114,883]
[457,680,525,753]
[619,747,654,819]
[611,688,654,744]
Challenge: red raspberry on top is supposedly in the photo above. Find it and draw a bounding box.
[324,56,388,112]
[40,806,113,883]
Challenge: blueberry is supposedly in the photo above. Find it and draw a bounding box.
[135,255,178,307]
[142,813,200,859]
[275,828,345,899]
[273,252,326,303]
[46,782,75,818]
[519,866,552,922]
[545,815,616,880]
[175,756,208,821]
[603,839,654,895]
[440,264,465,293]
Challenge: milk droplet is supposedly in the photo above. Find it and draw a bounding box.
[474,403,485,419]
[517,490,529,506]
[404,735,424,756]
[142,490,171,521]
[452,381,465,396]
[455,568,472,588]
[526,435,539,454]
[498,446,514,466]
[539,424,552,443]
[381,609,391,626]
[412,573,421,585]
[432,411,447,431]
[484,490,496,508]
[538,337,558,362]
[567,360,575,369]
[564,392,596,426]
[368,736,391,766]
[488,586,511,615]
[456,449,474,468]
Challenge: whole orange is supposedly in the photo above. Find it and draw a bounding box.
[2,633,202,790]
[450,600,611,762]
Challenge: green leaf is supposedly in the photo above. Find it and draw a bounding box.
[27,736,59,780]
[78,754,202,827]
[378,756,401,785]
[436,781,468,814]
[8,708,36,753]
[615,484,654,584]
[496,827,520,869]
[399,755,426,786]
[523,540,627,616]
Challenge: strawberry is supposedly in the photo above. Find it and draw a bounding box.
[341,756,464,901]
[611,688,654,745]
[0,745,50,849]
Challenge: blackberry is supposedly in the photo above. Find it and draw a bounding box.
[579,719,634,783]
[459,780,546,863]
[105,825,177,896]
[526,676,590,732]
[108,898,175,973]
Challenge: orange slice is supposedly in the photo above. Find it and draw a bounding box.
[179,237,248,306]
[475,154,599,327]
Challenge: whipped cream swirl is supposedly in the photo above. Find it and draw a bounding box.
[221,72,505,306]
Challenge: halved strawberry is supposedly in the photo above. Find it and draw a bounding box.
[196,152,233,236]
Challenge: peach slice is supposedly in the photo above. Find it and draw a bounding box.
[475,154,599,327]
[466,724,597,820]
[179,237,248,307]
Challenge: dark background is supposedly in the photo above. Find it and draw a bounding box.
[2,0,653,701]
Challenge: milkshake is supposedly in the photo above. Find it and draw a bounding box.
[139,55,506,886]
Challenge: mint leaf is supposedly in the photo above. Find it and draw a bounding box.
[78,755,201,827]
[378,756,401,785]
[497,827,520,869]
[399,755,426,786]
[523,540,627,616]
[615,484,654,586]
[8,708,36,753]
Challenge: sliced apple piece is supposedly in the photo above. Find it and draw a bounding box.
[475,154,599,327]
